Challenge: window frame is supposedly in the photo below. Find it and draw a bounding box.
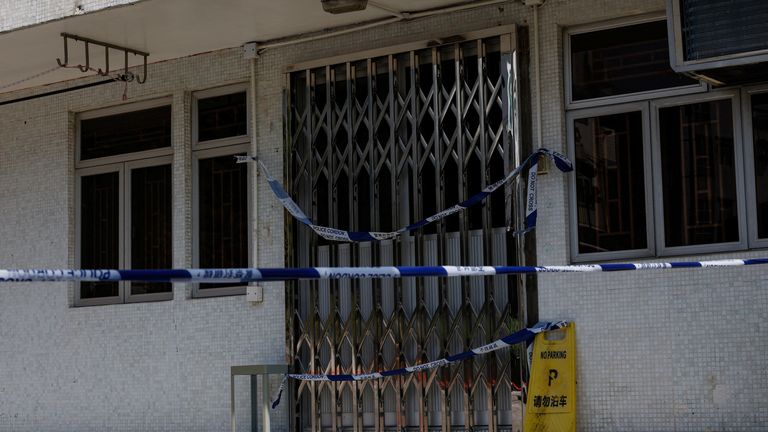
[567,101,655,262]
[191,84,251,298]
[650,89,748,256]
[124,156,175,303]
[564,13,707,110]
[191,144,252,298]
[75,98,174,306]
[75,163,125,307]
[75,155,174,305]
[192,83,250,151]
[76,98,173,169]
[741,84,768,249]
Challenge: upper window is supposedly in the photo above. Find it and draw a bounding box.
[192,85,250,297]
[194,85,249,146]
[76,100,173,306]
[197,92,248,141]
[567,17,702,106]
[80,106,172,160]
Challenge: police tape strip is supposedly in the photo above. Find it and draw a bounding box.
[269,320,569,409]
[236,148,573,242]
[1,258,767,282]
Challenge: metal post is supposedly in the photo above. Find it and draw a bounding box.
[251,375,259,432]
[230,365,288,432]
[262,375,272,432]
[231,374,237,432]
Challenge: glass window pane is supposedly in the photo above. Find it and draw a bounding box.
[197,92,248,141]
[130,164,172,296]
[570,21,698,101]
[80,106,172,160]
[752,93,768,239]
[80,172,120,299]
[659,99,739,247]
[574,111,647,253]
[198,154,248,289]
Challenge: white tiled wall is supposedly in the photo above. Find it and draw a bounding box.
[1,0,766,430]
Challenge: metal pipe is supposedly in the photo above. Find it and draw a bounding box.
[532,2,542,151]
[250,56,263,302]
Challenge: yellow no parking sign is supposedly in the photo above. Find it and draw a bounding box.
[524,322,576,432]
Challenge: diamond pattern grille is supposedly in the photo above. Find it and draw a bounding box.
[286,30,526,432]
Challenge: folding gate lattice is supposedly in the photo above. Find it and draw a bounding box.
[285,25,532,432]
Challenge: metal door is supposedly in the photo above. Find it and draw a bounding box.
[285,26,529,432]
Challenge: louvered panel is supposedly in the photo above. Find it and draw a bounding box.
[681,0,768,60]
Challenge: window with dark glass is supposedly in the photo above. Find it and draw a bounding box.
[80,172,120,299]
[574,112,647,253]
[751,93,768,239]
[197,155,248,290]
[193,87,249,296]
[197,92,248,142]
[570,20,697,101]
[130,165,172,295]
[80,106,171,160]
[659,100,739,247]
[77,104,173,305]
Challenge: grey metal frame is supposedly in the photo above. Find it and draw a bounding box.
[192,82,251,151]
[285,27,526,432]
[74,163,125,306]
[74,99,174,306]
[564,12,707,110]
[191,144,252,298]
[74,156,174,305]
[566,102,655,262]
[741,84,768,249]
[563,15,763,261]
[191,85,252,298]
[75,98,173,169]
[650,90,748,256]
[666,0,768,74]
[124,156,175,303]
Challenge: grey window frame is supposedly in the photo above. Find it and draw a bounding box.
[75,156,174,306]
[567,102,655,262]
[741,84,768,249]
[74,98,174,306]
[564,13,707,110]
[650,90,748,256]
[565,16,758,262]
[192,83,250,151]
[191,84,251,298]
[75,163,124,306]
[76,98,173,169]
[124,157,175,303]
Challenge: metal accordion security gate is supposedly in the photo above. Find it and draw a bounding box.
[285,25,530,432]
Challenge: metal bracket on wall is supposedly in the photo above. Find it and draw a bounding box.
[56,33,150,83]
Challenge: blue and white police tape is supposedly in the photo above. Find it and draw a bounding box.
[2,258,768,283]
[236,148,573,242]
[269,320,569,408]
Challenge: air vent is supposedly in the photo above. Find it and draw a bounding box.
[667,0,768,85]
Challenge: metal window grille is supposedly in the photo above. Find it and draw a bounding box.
[285,27,529,432]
